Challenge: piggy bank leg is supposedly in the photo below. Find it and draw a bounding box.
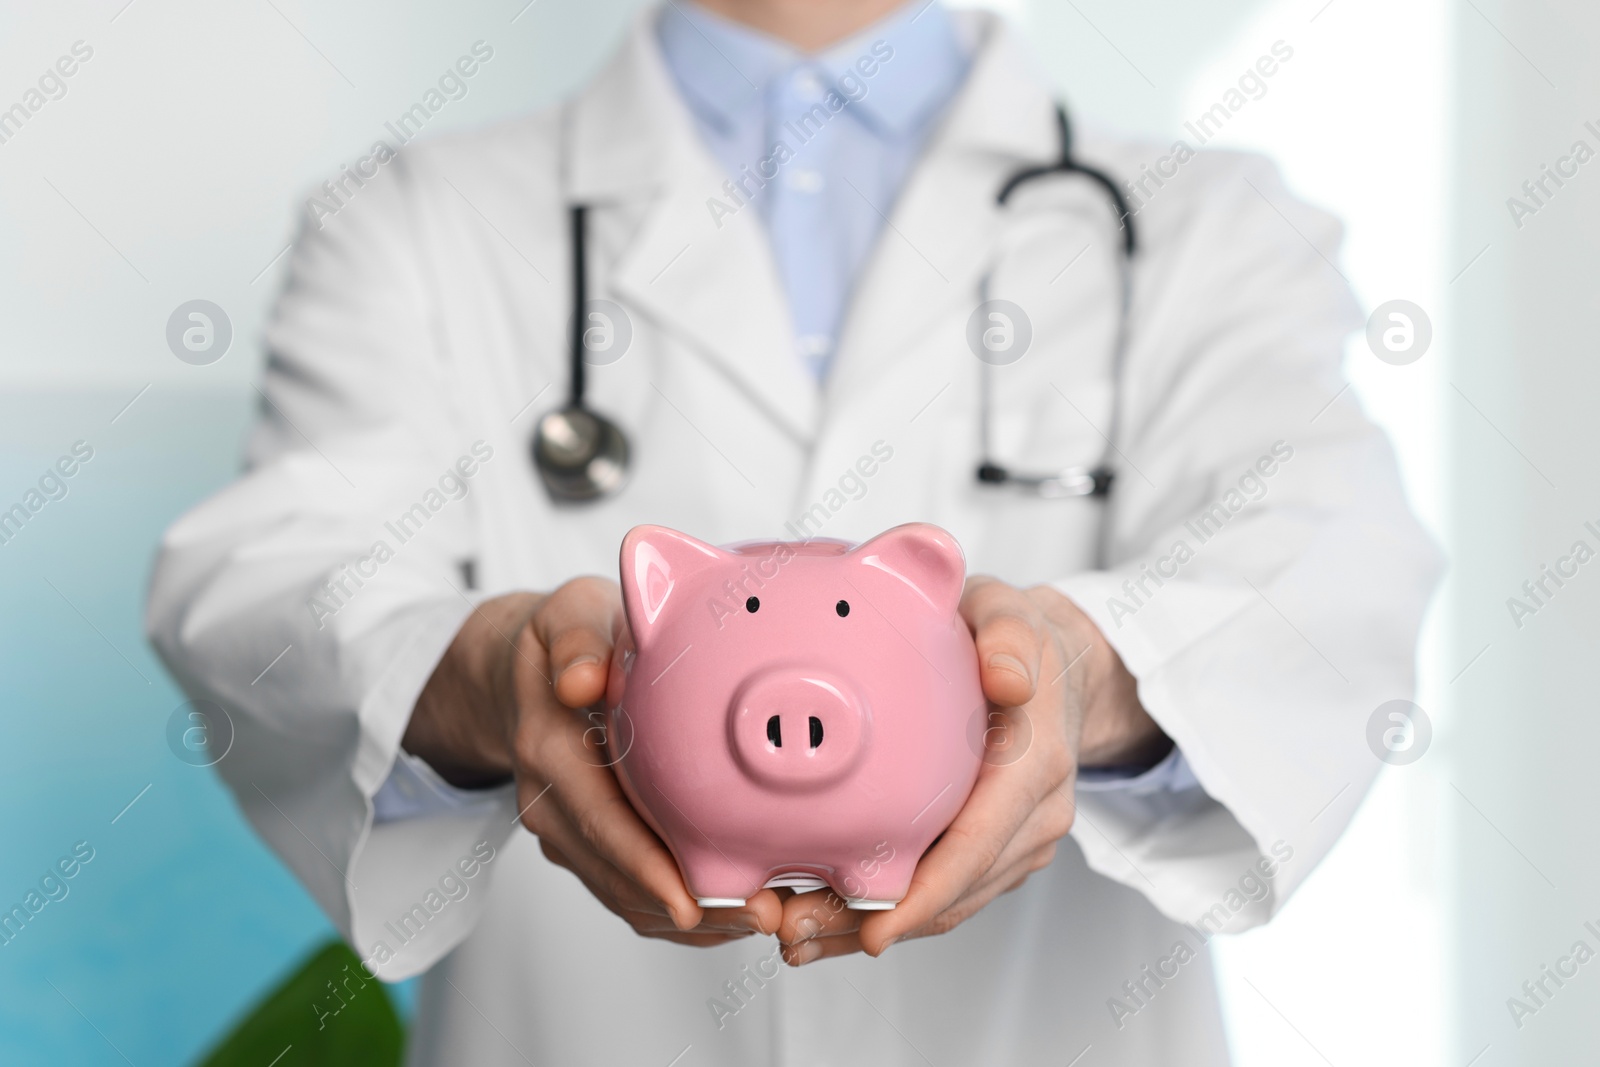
[834,851,918,911]
[680,851,764,909]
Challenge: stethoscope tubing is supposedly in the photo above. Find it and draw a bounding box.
[540,102,1138,558]
[568,203,588,410]
[974,106,1137,522]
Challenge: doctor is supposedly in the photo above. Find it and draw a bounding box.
[148,0,1438,1064]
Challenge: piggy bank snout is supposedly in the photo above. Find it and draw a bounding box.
[729,670,868,791]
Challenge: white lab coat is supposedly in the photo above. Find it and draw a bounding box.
[146,9,1438,1065]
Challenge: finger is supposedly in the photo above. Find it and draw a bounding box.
[546,827,775,937]
[535,811,680,920]
[615,906,763,936]
[571,794,700,929]
[960,578,1045,708]
[852,764,1049,954]
[940,831,1061,922]
[907,793,1068,931]
[893,842,1060,946]
[778,846,1054,963]
[775,889,859,945]
[778,822,1061,960]
[703,888,785,938]
[959,793,1071,899]
[513,712,705,931]
[639,930,752,947]
[531,789,712,937]
[864,791,1071,953]
[783,929,865,966]
[532,577,622,708]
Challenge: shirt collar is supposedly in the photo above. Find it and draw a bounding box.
[656,0,969,140]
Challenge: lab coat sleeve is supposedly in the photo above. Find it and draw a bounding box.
[145,154,520,981]
[1053,154,1441,933]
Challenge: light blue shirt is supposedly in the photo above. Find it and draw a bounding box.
[656,0,969,379]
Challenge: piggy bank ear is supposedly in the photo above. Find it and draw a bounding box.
[619,525,726,650]
[851,523,967,616]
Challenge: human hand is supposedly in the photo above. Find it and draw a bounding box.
[404,579,784,945]
[774,578,1169,964]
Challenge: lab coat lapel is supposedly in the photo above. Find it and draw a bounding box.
[568,14,820,444]
[826,19,1059,408]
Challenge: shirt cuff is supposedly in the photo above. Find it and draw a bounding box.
[1076,746,1201,797]
[372,749,514,824]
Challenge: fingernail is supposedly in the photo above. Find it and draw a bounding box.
[738,913,766,934]
[988,653,1032,684]
[790,940,821,966]
[557,654,599,681]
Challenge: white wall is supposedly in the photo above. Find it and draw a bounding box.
[1445,0,1600,1061]
[0,0,651,389]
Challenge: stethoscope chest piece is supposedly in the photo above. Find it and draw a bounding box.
[533,404,630,502]
[533,202,632,503]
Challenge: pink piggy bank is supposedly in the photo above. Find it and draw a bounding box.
[605,523,985,910]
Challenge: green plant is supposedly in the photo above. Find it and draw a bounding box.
[195,941,403,1067]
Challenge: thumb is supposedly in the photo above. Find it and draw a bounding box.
[533,577,622,708]
[960,577,1044,709]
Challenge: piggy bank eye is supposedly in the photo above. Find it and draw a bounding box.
[746,596,760,613]
[835,600,850,617]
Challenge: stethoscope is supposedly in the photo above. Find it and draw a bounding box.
[531,204,632,502]
[975,104,1137,502]
[533,104,1136,508]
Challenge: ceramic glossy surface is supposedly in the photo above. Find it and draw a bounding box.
[607,524,985,909]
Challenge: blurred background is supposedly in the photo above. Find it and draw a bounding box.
[1,0,1595,1062]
